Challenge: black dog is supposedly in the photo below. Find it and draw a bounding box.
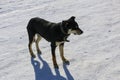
[27,16,83,68]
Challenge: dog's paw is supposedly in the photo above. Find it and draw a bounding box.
[37,51,42,55]
[37,50,42,54]
[31,55,36,58]
[63,60,70,65]
[54,64,59,69]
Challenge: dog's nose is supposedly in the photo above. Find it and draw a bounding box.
[80,30,83,34]
[77,30,83,35]
[76,28,83,35]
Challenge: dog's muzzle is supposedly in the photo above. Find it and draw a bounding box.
[74,29,83,35]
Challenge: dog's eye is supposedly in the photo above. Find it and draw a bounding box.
[72,27,77,30]
[76,25,79,28]
[72,26,78,29]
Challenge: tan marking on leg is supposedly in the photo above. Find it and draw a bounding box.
[52,56,57,65]
[28,36,36,58]
[59,44,68,62]
[52,56,58,68]
[35,34,42,54]
[29,42,36,58]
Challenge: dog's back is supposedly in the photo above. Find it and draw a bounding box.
[27,17,50,33]
[27,17,55,41]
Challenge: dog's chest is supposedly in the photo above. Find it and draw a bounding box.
[55,36,65,46]
[55,41,65,46]
[55,36,70,46]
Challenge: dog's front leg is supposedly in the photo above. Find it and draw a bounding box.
[51,43,58,69]
[59,43,69,64]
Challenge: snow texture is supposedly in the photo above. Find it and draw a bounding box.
[0,0,120,80]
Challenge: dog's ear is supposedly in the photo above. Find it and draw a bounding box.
[71,16,76,20]
[69,16,76,21]
[62,21,69,26]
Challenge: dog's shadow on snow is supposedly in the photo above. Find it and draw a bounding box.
[31,54,74,80]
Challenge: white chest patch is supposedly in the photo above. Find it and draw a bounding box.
[55,41,65,46]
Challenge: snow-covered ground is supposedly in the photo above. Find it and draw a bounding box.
[0,0,120,80]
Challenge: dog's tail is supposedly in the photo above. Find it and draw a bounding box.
[26,18,34,29]
[26,18,36,43]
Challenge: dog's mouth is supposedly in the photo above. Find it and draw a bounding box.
[74,30,83,35]
[74,33,77,35]
[68,29,83,35]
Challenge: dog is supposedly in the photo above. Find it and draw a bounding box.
[27,16,83,68]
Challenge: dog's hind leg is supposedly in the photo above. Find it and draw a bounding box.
[35,34,42,54]
[27,29,36,58]
[28,41,36,58]
[59,43,69,64]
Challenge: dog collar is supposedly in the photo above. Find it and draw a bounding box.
[60,22,68,35]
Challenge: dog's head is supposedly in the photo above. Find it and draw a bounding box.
[62,16,83,35]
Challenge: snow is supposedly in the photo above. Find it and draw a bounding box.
[0,0,120,80]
